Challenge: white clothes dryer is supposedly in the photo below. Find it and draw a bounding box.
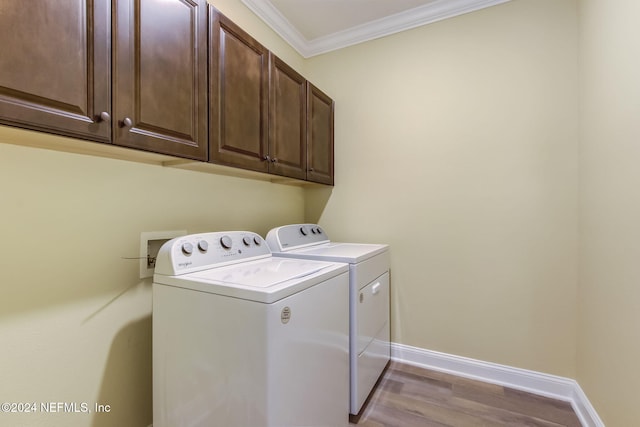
[152,231,350,427]
[266,224,390,418]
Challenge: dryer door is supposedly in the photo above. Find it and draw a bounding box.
[357,272,390,355]
[353,271,390,413]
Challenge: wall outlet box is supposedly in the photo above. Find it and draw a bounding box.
[140,230,186,279]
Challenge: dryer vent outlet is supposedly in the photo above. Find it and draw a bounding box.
[140,230,186,278]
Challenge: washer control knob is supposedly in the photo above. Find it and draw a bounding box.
[220,235,233,249]
[198,240,208,252]
[253,236,262,246]
[300,226,309,236]
[181,242,194,255]
[242,236,252,246]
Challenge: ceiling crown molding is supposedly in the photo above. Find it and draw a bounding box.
[241,0,512,58]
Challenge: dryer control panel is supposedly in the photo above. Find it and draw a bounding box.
[266,224,330,252]
[154,231,271,276]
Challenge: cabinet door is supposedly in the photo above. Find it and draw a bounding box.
[0,0,110,142]
[269,54,307,180]
[307,83,334,185]
[113,0,207,160]
[209,8,269,172]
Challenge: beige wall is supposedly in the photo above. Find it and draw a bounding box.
[0,1,304,426]
[306,0,579,377]
[578,0,640,425]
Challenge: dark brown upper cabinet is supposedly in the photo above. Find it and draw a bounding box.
[113,0,208,160]
[209,7,332,184]
[1,2,333,185]
[0,0,207,161]
[0,1,111,142]
[269,54,307,181]
[307,82,335,185]
[209,8,269,172]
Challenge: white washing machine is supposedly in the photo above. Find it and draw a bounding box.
[152,231,350,427]
[266,224,390,418]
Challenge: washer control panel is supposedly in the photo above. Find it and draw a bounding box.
[266,224,330,251]
[154,231,271,276]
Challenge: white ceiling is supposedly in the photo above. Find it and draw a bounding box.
[241,0,512,57]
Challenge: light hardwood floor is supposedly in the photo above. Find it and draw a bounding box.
[350,362,582,427]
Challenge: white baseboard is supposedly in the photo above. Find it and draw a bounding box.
[391,343,604,427]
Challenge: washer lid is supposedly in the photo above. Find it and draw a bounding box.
[154,257,348,303]
[190,258,329,287]
[277,242,388,264]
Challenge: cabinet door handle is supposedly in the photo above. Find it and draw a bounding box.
[98,111,110,122]
[263,155,270,162]
[271,157,277,163]
[122,117,133,128]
